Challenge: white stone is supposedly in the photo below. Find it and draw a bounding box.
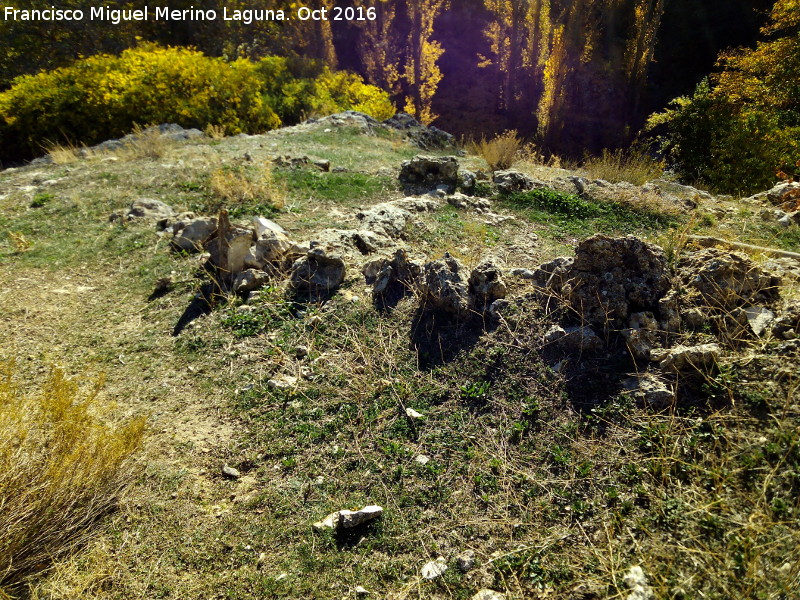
[421,557,448,580]
[405,407,423,419]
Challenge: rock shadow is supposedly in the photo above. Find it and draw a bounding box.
[172,284,214,336]
[410,308,486,370]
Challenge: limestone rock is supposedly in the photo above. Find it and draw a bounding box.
[127,198,174,220]
[253,216,286,237]
[623,374,674,408]
[233,269,270,294]
[399,155,460,194]
[456,549,476,572]
[472,591,506,600]
[363,249,423,301]
[419,253,471,317]
[678,248,780,310]
[493,169,540,194]
[290,248,346,295]
[222,465,241,479]
[660,343,721,374]
[171,217,217,252]
[744,306,775,337]
[205,224,254,276]
[384,112,455,149]
[545,325,604,354]
[469,259,507,311]
[623,566,654,600]
[421,557,448,580]
[313,505,383,532]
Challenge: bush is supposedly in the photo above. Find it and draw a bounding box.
[648,0,800,195]
[0,45,396,162]
[0,362,145,596]
[469,130,522,171]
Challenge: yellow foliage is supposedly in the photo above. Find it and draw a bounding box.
[468,130,523,171]
[0,362,145,596]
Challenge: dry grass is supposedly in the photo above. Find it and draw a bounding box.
[584,147,665,186]
[44,142,88,165]
[209,162,286,211]
[115,124,173,160]
[204,123,226,141]
[469,130,523,172]
[0,362,145,598]
[6,231,32,253]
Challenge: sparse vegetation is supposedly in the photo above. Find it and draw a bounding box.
[583,147,665,185]
[208,162,286,215]
[0,363,145,598]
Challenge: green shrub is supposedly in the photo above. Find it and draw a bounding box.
[0,45,395,162]
[648,1,800,195]
[0,362,145,596]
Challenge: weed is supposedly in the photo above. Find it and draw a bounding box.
[30,193,53,208]
[203,123,226,140]
[0,362,145,596]
[44,142,87,165]
[7,231,32,253]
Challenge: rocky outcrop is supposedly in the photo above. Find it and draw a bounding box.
[383,112,455,149]
[468,259,507,311]
[493,170,540,194]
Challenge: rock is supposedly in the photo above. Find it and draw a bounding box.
[405,407,423,419]
[246,231,296,268]
[622,312,660,361]
[363,249,423,302]
[541,235,671,328]
[468,259,507,311]
[658,290,682,332]
[777,211,800,227]
[399,155,460,194]
[290,248,346,295]
[772,306,800,340]
[357,204,414,239]
[127,198,174,220]
[339,505,383,528]
[205,214,255,276]
[355,586,369,596]
[660,343,721,374]
[456,549,476,572]
[744,306,775,336]
[510,268,537,280]
[678,248,780,310]
[472,591,506,600]
[544,325,604,354]
[414,454,430,466]
[419,253,471,317]
[493,169,540,193]
[233,269,270,294]
[171,217,217,252]
[746,181,800,206]
[384,112,455,149]
[421,557,448,580]
[623,374,674,407]
[222,465,241,479]
[531,256,574,289]
[268,375,298,391]
[253,216,286,237]
[458,169,477,194]
[313,505,383,532]
[313,159,331,172]
[623,566,654,600]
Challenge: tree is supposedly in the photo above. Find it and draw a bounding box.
[403,0,449,124]
[650,0,800,193]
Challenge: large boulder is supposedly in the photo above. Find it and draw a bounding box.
[541,235,672,329]
[398,155,460,194]
[677,248,780,310]
[290,247,346,295]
